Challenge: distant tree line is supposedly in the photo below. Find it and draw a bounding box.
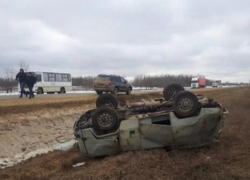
[131,74,224,88]
[132,74,193,88]
[0,68,17,92]
[72,76,94,89]
[0,78,17,92]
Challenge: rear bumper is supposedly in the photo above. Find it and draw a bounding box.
[94,86,113,92]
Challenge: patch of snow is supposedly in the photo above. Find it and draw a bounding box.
[66,90,95,94]
[0,139,76,169]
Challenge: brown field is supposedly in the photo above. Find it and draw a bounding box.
[0,87,250,180]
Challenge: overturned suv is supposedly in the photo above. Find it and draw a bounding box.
[74,83,228,157]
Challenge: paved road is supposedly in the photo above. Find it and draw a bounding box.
[0,86,237,107]
[0,90,162,107]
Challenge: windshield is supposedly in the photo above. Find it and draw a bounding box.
[191,81,198,83]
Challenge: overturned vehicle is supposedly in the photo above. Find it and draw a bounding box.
[74,83,228,157]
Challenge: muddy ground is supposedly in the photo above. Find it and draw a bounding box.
[0,91,162,168]
[0,87,250,180]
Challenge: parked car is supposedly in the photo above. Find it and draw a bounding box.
[93,74,132,95]
[74,83,228,157]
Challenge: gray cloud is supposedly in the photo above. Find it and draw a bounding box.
[0,0,250,82]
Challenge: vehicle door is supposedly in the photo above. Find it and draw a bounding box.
[120,77,128,91]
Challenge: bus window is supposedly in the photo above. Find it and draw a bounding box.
[62,74,69,82]
[68,74,71,81]
[48,73,56,82]
[56,74,62,82]
[43,73,49,82]
[36,74,42,82]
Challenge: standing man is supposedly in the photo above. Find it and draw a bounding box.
[26,72,37,99]
[16,68,26,98]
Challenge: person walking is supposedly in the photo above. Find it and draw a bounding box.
[26,72,37,99]
[16,68,26,98]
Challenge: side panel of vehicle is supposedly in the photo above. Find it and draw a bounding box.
[119,119,141,151]
[110,76,121,92]
[119,117,173,151]
[34,83,72,92]
[77,129,121,157]
[198,78,206,88]
[119,77,129,91]
[140,124,173,149]
[170,108,221,148]
[191,77,206,88]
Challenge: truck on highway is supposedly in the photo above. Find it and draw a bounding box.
[212,80,222,88]
[191,77,206,89]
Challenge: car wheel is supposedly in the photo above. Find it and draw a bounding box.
[96,91,103,95]
[113,87,118,96]
[60,87,66,94]
[173,91,198,118]
[37,87,43,94]
[96,93,119,108]
[126,87,132,95]
[163,83,185,101]
[92,106,120,131]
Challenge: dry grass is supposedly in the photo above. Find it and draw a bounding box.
[1,87,250,180]
[0,92,162,116]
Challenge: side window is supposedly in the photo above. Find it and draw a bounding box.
[56,74,62,82]
[115,77,122,82]
[48,73,56,82]
[43,73,48,82]
[121,77,126,83]
[62,74,69,82]
[68,74,71,82]
[36,74,42,82]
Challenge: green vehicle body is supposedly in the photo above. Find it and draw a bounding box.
[74,106,228,157]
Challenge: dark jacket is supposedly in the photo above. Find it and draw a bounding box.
[26,76,37,87]
[16,72,26,83]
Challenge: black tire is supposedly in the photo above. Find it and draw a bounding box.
[163,83,185,101]
[37,87,43,94]
[173,91,198,118]
[113,87,118,96]
[96,91,103,95]
[92,106,120,131]
[96,93,119,108]
[60,87,66,94]
[126,87,132,95]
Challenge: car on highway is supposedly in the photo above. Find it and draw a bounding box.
[74,83,228,157]
[93,74,132,95]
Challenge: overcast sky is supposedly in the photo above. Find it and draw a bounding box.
[0,0,250,82]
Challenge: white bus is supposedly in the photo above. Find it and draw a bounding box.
[19,71,72,94]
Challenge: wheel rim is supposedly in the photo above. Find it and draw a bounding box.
[97,112,113,128]
[167,87,177,98]
[114,88,118,95]
[177,97,194,112]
